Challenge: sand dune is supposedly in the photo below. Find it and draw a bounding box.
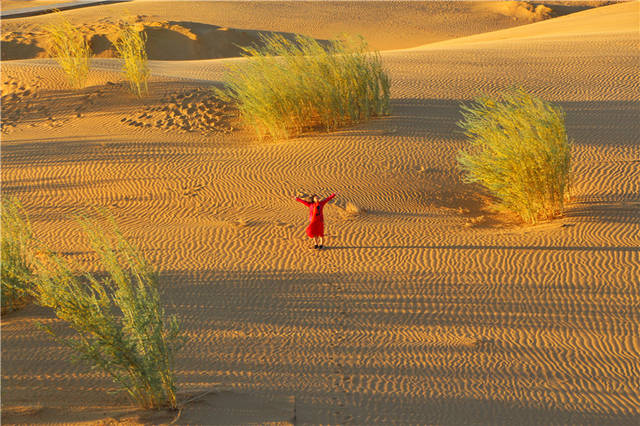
[1,18,304,61]
[1,1,639,424]
[1,0,616,60]
[409,0,639,48]
[1,0,74,11]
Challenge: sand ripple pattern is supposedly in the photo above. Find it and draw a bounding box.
[2,2,640,424]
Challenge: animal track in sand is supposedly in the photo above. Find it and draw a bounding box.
[0,72,114,132]
[122,88,237,135]
[1,76,41,133]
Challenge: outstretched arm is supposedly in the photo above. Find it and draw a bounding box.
[295,197,311,206]
[320,193,336,205]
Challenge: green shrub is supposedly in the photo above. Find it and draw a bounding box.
[457,88,571,223]
[215,34,390,140]
[32,213,182,409]
[1,198,33,313]
[43,14,92,88]
[114,22,149,97]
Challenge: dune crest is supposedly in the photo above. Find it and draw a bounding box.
[1,0,616,60]
[479,1,553,22]
[1,17,284,61]
[410,0,638,49]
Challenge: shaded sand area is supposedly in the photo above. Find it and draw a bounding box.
[2,1,640,424]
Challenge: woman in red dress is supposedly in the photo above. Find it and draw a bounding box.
[295,193,336,249]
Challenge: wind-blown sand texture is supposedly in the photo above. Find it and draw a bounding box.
[1,1,639,424]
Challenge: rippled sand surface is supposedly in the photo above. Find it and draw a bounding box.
[1,1,639,424]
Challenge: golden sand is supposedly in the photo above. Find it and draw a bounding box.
[1,1,639,424]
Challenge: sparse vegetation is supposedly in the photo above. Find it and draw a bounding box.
[32,213,182,409]
[456,88,571,224]
[114,22,150,97]
[215,34,390,140]
[1,198,34,313]
[43,14,92,88]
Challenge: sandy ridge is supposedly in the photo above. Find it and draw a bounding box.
[1,1,612,59]
[406,0,640,49]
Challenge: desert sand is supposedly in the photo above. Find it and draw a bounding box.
[1,0,606,59]
[1,1,639,424]
[1,0,74,11]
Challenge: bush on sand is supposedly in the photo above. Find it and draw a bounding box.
[32,213,183,409]
[43,13,92,88]
[216,34,390,140]
[1,198,34,313]
[114,21,150,97]
[457,88,571,223]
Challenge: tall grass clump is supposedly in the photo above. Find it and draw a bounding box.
[1,198,33,313]
[114,22,149,97]
[32,214,182,409]
[457,88,571,224]
[43,14,91,88]
[215,34,390,140]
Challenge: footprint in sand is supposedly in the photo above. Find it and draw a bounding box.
[1,76,39,132]
[124,87,236,135]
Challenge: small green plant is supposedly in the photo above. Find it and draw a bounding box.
[43,14,91,88]
[32,213,182,409]
[457,88,571,224]
[1,198,33,313]
[215,34,390,140]
[114,22,149,97]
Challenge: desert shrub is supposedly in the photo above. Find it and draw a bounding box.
[43,14,91,88]
[457,88,571,223]
[215,34,390,140]
[114,22,149,97]
[1,198,33,313]
[32,214,182,409]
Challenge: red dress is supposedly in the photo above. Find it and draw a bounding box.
[296,194,336,238]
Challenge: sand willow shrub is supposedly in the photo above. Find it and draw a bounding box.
[1,198,34,313]
[215,34,390,140]
[43,14,92,88]
[32,214,183,409]
[457,89,571,224]
[114,22,149,97]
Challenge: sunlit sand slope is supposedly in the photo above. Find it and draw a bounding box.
[1,0,75,11]
[410,0,638,47]
[1,1,639,424]
[1,0,613,57]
